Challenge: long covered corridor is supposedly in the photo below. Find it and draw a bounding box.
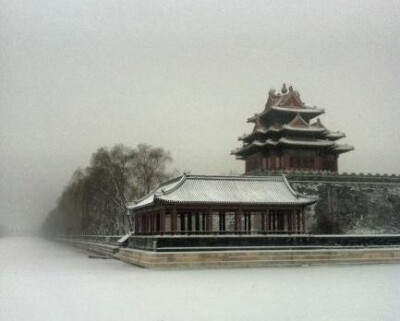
[128,174,316,236]
[133,208,306,235]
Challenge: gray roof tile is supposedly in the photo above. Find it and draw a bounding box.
[127,175,318,211]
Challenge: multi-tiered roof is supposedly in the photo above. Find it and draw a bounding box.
[232,84,354,169]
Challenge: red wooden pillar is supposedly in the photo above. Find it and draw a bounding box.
[235,211,239,232]
[261,210,265,233]
[235,210,242,233]
[146,213,149,234]
[269,211,272,233]
[271,211,275,233]
[301,210,306,234]
[284,153,290,170]
[290,209,294,233]
[207,209,213,233]
[160,208,166,235]
[171,207,177,235]
[285,211,289,233]
[270,212,274,233]
[283,211,287,233]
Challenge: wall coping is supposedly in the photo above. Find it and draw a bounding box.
[247,170,400,183]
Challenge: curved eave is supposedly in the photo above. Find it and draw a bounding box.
[332,145,355,154]
[157,199,318,207]
[248,106,325,122]
[126,175,187,211]
[282,175,320,204]
[231,141,265,156]
[233,137,340,155]
[128,199,317,212]
[239,129,267,142]
[273,105,325,114]
[126,201,155,212]
[278,138,335,147]
[282,125,326,133]
[324,132,346,141]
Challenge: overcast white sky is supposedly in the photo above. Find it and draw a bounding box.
[1,0,400,230]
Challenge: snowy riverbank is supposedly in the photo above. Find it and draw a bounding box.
[1,237,399,321]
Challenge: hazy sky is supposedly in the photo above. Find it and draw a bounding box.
[1,0,400,229]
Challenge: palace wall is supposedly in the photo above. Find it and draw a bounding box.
[250,171,400,234]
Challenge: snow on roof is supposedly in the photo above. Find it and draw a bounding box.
[282,125,326,132]
[278,137,335,147]
[325,131,346,140]
[127,175,318,211]
[271,105,324,114]
[260,138,336,147]
[332,144,355,153]
[248,105,325,122]
[232,136,337,155]
[231,140,266,155]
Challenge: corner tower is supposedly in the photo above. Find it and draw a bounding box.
[232,84,354,173]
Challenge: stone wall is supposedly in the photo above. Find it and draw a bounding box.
[60,236,400,269]
[250,171,400,234]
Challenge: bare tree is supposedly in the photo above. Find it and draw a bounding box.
[42,144,175,236]
[134,144,173,195]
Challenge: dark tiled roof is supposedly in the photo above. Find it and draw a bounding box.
[127,175,318,211]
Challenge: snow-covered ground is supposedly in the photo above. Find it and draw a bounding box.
[1,237,399,321]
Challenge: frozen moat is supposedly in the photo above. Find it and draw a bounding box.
[1,237,399,321]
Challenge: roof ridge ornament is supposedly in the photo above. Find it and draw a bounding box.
[268,88,276,97]
[281,83,287,94]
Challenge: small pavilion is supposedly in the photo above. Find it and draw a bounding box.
[127,174,318,235]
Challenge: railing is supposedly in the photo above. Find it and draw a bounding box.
[66,235,123,245]
[61,234,400,252]
[132,230,305,236]
[128,234,400,252]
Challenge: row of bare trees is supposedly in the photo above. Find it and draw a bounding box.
[42,144,175,236]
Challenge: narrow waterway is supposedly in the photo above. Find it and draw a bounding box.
[1,237,399,321]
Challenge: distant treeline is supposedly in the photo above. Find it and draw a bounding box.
[42,144,175,236]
